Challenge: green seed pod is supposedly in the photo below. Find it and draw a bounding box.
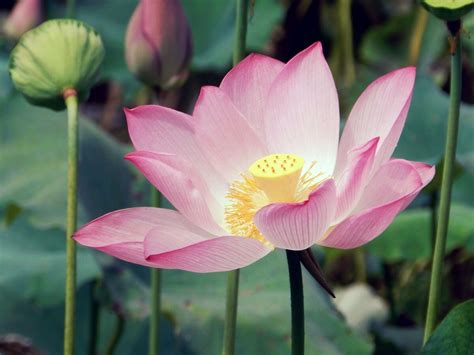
[420,0,473,21]
[9,19,105,110]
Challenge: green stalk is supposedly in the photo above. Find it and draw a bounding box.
[423,20,462,343]
[149,188,162,355]
[66,0,76,18]
[222,1,248,354]
[408,7,429,66]
[64,91,79,355]
[88,279,100,355]
[105,315,125,355]
[336,0,355,86]
[287,250,305,355]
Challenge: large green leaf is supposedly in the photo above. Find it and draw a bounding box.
[0,216,100,306]
[367,204,474,262]
[0,94,134,229]
[159,251,373,354]
[421,299,474,354]
[396,74,474,164]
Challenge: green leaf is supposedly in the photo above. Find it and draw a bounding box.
[367,204,474,262]
[160,251,373,354]
[395,74,474,164]
[0,215,100,306]
[0,94,135,230]
[421,299,474,354]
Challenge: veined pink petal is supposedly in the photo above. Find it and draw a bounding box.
[144,231,272,273]
[335,67,416,176]
[254,179,337,250]
[220,54,284,142]
[193,86,268,182]
[334,137,379,222]
[124,105,227,198]
[264,42,339,174]
[74,208,206,267]
[74,207,270,271]
[125,151,224,235]
[319,159,435,249]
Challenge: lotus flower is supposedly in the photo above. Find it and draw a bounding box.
[74,43,434,272]
[3,0,43,40]
[125,0,192,88]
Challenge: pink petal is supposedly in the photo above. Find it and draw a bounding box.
[319,160,435,249]
[124,105,226,194]
[254,179,337,250]
[144,231,272,273]
[125,151,224,235]
[193,86,268,182]
[334,137,379,222]
[220,54,284,141]
[264,42,339,174]
[74,207,205,267]
[335,67,416,176]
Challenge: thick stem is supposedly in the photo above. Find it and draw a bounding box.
[354,248,367,283]
[88,279,100,355]
[336,0,355,86]
[105,315,125,355]
[222,1,248,354]
[408,7,429,66]
[64,91,79,355]
[222,269,240,355]
[233,0,249,65]
[287,250,305,355]
[149,188,162,355]
[423,20,462,343]
[66,0,76,18]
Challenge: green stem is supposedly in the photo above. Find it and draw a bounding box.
[222,269,240,355]
[105,315,125,355]
[408,7,429,66]
[287,250,305,355]
[423,20,462,343]
[66,0,76,18]
[64,91,79,355]
[354,248,367,283]
[233,0,249,65]
[336,0,355,86]
[88,279,100,355]
[149,188,162,355]
[222,1,248,354]
[430,190,438,253]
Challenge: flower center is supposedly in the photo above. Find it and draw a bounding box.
[225,153,324,245]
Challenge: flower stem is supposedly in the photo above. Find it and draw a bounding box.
[223,269,240,355]
[105,315,125,355]
[233,0,249,65]
[88,279,101,355]
[66,0,76,18]
[423,20,462,343]
[336,0,355,86]
[149,187,162,355]
[408,7,429,66]
[287,250,305,355]
[222,1,248,354]
[64,90,79,355]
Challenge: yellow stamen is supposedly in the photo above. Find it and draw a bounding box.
[225,154,326,245]
[249,153,304,203]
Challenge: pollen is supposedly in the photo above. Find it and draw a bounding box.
[225,154,326,245]
[249,153,305,202]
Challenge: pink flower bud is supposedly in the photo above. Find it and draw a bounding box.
[125,0,192,89]
[3,0,43,40]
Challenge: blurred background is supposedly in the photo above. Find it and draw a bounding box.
[0,0,473,354]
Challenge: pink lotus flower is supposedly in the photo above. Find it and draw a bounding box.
[3,0,43,40]
[125,0,192,88]
[74,43,434,272]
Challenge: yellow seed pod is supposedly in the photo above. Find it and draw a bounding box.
[9,19,105,110]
